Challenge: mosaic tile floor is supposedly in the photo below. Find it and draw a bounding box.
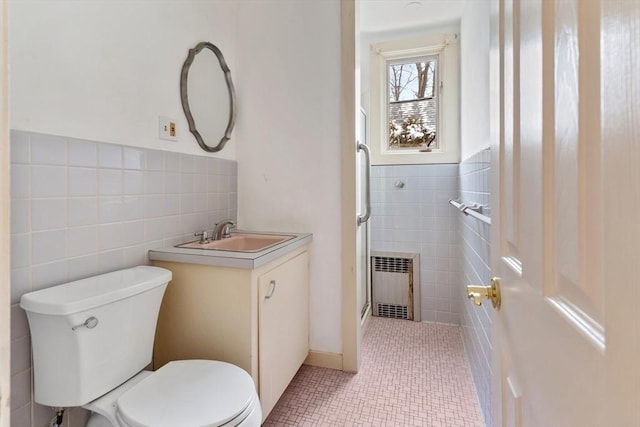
[264,317,484,427]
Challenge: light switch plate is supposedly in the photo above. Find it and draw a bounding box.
[159,116,178,141]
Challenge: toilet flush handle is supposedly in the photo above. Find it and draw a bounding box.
[72,316,99,331]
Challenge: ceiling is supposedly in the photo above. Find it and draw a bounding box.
[359,0,468,33]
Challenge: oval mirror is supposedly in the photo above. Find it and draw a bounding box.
[180,42,236,153]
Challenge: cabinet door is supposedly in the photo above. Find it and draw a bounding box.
[258,251,309,419]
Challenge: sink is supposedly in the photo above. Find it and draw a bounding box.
[150,231,312,269]
[176,233,295,253]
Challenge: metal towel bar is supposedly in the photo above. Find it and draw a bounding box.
[449,199,491,225]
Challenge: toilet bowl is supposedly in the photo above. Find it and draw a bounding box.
[19,266,262,427]
[85,360,261,427]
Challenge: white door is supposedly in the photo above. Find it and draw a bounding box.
[490,0,640,426]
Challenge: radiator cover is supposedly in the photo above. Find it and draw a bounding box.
[371,252,420,321]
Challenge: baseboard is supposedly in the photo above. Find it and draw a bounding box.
[304,350,343,370]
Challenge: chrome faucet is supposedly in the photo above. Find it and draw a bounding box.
[213,220,236,240]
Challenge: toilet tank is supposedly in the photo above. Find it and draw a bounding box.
[20,266,172,407]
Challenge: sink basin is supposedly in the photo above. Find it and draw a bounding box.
[176,233,295,253]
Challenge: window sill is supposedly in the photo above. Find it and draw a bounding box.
[372,147,460,166]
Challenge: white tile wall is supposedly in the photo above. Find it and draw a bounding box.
[459,147,492,426]
[9,130,238,427]
[370,163,461,324]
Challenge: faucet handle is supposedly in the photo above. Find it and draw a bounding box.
[194,230,210,244]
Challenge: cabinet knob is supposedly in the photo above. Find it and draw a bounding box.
[265,280,277,299]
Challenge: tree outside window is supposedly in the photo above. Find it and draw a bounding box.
[387,55,438,150]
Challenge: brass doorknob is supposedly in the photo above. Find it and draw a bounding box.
[467,277,501,310]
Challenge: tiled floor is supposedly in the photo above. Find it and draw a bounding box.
[264,317,484,427]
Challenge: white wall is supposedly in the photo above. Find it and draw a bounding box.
[9,0,345,363]
[8,0,238,160]
[235,0,343,354]
[460,0,491,160]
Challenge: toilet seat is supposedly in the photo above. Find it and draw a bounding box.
[116,360,259,427]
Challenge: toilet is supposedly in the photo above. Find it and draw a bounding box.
[20,266,262,427]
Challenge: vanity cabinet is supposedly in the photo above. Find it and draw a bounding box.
[152,245,309,421]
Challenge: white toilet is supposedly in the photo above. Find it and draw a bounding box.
[20,266,262,427]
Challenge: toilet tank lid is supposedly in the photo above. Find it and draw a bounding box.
[20,266,172,315]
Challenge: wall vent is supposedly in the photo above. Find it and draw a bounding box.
[371,252,420,321]
[374,256,411,274]
[375,303,409,320]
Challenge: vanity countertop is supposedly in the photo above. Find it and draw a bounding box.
[148,231,312,269]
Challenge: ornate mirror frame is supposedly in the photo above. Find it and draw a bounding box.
[180,42,237,153]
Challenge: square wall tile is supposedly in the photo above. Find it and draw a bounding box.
[98,223,123,251]
[194,156,207,174]
[68,226,98,258]
[11,304,29,341]
[98,143,123,168]
[11,335,31,375]
[31,199,67,231]
[30,133,66,165]
[31,260,68,292]
[123,221,145,247]
[68,255,99,282]
[146,149,165,171]
[144,194,166,218]
[10,234,30,269]
[10,130,29,164]
[31,165,66,197]
[10,268,30,304]
[124,170,145,195]
[144,171,165,194]
[10,369,31,410]
[10,199,30,234]
[164,194,180,216]
[10,164,30,199]
[32,229,67,265]
[123,196,144,221]
[68,138,98,167]
[180,173,194,193]
[98,249,124,274]
[180,153,194,173]
[99,169,123,195]
[165,152,181,172]
[122,245,148,268]
[123,147,145,170]
[165,172,181,193]
[68,198,98,227]
[145,217,165,242]
[99,196,124,223]
[69,167,98,196]
[10,403,31,426]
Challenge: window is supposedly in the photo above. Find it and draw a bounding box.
[388,56,438,150]
[370,34,459,165]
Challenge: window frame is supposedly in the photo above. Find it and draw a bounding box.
[369,34,460,165]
